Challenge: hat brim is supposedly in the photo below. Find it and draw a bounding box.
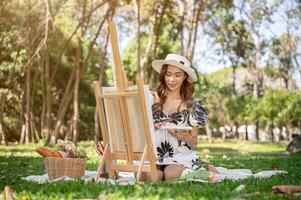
[152,60,197,82]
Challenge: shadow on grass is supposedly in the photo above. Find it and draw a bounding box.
[0,149,35,154]
[250,152,286,157]
[195,146,286,158]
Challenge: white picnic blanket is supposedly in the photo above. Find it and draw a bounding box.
[22,171,136,185]
[216,167,287,180]
[22,167,287,185]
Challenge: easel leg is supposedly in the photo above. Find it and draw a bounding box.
[137,146,148,181]
[95,144,109,182]
[148,146,158,182]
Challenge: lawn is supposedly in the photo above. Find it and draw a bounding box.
[0,140,300,200]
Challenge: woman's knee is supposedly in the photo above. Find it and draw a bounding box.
[157,169,164,181]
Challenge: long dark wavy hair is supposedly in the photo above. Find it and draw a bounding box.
[153,64,195,111]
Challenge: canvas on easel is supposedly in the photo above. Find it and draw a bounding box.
[93,21,158,182]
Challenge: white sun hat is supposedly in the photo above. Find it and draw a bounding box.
[151,53,197,82]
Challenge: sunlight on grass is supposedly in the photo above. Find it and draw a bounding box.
[0,140,300,199]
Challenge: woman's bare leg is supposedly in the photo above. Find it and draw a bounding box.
[163,164,186,180]
[135,169,164,181]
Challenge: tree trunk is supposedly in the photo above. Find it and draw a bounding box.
[72,40,82,143]
[98,32,110,85]
[51,69,75,144]
[270,120,274,142]
[140,29,155,83]
[65,120,73,141]
[25,62,32,144]
[149,0,169,87]
[283,65,289,91]
[135,0,142,79]
[20,124,26,144]
[95,31,110,139]
[292,55,301,91]
[286,124,293,141]
[187,1,203,61]
[19,87,26,144]
[0,91,8,145]
[23,12,35,144]
[232,64,237,95]
[31,112,40,142]
[43,46,52,140]
[205,125,212,142]
[0,116,7,145]
[0,122,7,145]
[40,56,46,139]
[152,0,169,57]
[221,127,226,141]
[252,40,261,98]
[245,124,249,141]
[185,0,197,57]
[255,121,259,141]
[299,120,301,134]
[177,0,186,55]
[140,1,160,84]
[234,122,239,139]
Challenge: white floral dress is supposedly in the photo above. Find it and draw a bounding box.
[152,99,208,170]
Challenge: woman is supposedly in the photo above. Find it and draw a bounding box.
[151,53,216,181]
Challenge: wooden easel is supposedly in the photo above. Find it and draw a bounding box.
[93,21,158,182]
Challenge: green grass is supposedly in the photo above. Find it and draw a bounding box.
[0,141,300,199]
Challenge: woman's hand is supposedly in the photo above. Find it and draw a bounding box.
[167,128,199,148]
[168,130,190,141]
[154,121,167,131]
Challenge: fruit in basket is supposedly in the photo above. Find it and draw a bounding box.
[74,147,87,158]
[57,140,76,157]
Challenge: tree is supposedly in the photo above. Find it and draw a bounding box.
[270,34,298,90]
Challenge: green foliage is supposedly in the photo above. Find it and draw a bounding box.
[207,7,254,69]
[122,15,179,83]
[202,66,301,133]
[0,0,103,141]
[224,94,254,124]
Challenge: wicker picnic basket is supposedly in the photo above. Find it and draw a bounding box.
[44,157,86,180]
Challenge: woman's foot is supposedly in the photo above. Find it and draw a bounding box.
[207,164,220,174]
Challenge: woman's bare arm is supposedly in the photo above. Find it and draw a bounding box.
[168,127,199,148]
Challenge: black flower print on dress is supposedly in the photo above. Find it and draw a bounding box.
[188,100,208,127]
[157,141,174,163]
[177,140,182,147]
[152,107,168,124]
[191,158,202,170]
[168,112,183,125]
[184,143,192,150]
[177,139,191,150]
